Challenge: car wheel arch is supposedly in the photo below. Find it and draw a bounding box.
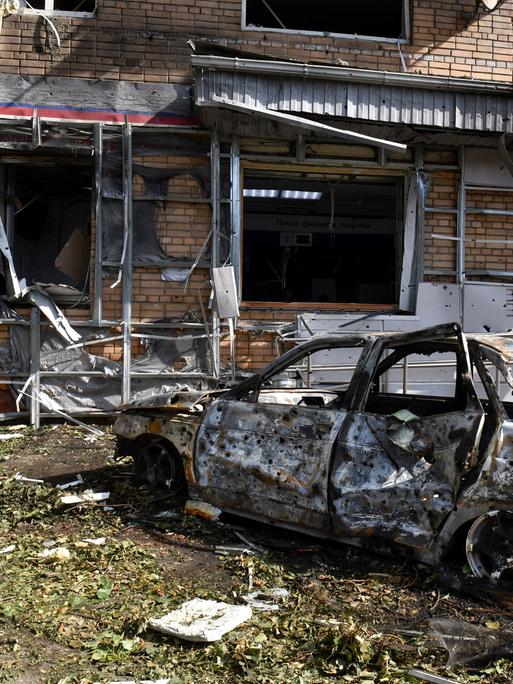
[132,434,187,493]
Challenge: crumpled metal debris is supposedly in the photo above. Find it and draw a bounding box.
[429,617,513,666]
[60,490,110,505]
[148,598,252,643]
[242,587,290,612]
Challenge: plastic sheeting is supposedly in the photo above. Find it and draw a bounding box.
[0,305,212,414]
[101,155,211,267]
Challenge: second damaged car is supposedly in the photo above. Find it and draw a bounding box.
[114,323,513,582]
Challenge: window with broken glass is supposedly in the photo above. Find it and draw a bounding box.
[2,163,92,303]
[242,0,409,42]
[242,171,405,308]
[20,0,96,17]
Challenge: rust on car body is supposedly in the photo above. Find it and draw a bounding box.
[114,323,513,581]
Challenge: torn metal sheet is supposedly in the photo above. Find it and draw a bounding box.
[24,288,81,344]
[0,214,21,296]
[114,323,513,581]
[198,96,408,153]
[212,266,239,319]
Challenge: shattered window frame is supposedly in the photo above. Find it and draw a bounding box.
[20,0,96,18]
[241,167,407,308]
[241,0,410,44]
[4,160,93,305]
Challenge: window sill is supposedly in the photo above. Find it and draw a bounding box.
[241,24,409,44]
[240,301,398,312]
[18,9,95,18]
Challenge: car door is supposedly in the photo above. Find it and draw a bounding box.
[193,337,368,532]
[329,326,485,551]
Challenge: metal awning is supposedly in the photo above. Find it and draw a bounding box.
[197,95,407,152]
[193,55,513,134]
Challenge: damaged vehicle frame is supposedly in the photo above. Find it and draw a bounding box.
[114,323,513,582]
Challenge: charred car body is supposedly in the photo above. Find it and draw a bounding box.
[114,323,513,582]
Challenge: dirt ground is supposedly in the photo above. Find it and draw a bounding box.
[0,423,512,684]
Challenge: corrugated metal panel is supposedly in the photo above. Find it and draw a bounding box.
[195,70,513,133]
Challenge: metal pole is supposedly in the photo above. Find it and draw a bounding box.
[29,308,40,428]
[415,143,425,282]
[307,354,312,388]
[457,146,466,328]
[6,166,14,243]
[210,130,221,377]
[93,122,103,325]
[402,356,408,394]
[457,146,466,284]
[121,122,133,403]
[230,135,241,297]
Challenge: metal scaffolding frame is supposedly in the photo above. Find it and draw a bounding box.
[0,117,227,425]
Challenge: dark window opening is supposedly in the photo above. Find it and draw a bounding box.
[25,1,96,13]
[244,0,406,40]
[7,164,92,299]
[242,174,404,306]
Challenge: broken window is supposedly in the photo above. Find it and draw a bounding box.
[3,163,92,301]
[243,0,408,41]
[21,0,96,16]
[242,173,404,307]
[366,346,468,415]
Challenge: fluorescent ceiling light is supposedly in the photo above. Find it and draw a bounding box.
[243,189,280,198]
[281,190,322,200]
[243,189,322,200]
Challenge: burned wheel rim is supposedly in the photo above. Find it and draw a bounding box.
[466,510,513,583]
[134,438,185,492]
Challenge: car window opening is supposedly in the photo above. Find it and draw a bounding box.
[366,348,466,417]
[242,173,404,306]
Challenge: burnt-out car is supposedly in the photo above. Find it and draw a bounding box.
[114,323,513,582]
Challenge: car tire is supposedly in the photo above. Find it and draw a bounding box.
[466,510,513,583]
[133,437,186,493]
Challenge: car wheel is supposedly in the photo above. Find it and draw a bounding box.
[466,510,513,583]
[133,437,185,492]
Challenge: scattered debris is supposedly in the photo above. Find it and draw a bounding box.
[109,679,172,684]
[38,546,71,563]
[184,500,221,521]
[408,669,463,684]
[148,598,252,643]
[0,544,15,554]
[60,490,110,505]
[14,473,44,484]
[82,536,106,545]
[75,537,107,548]
[215,545,254,556]
[429,617,513,666]
[241,587,290,611]
[56,474,85,490]
[109,680,172,684]
[153,509,177,519]
[0,432,24,441]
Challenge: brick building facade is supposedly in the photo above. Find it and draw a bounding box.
[0,0,512,419]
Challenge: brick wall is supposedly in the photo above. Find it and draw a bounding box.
[1,0,513,83]
[424,170,458,279]
[466,190,513,280]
